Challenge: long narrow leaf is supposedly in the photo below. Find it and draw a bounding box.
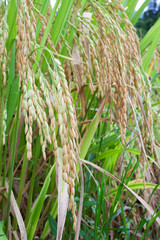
[6,0,17,52]
[33,0,60,73]
[42,0,75,72]
[50,0,75,47]
[35,0,50,41]
[106,182,160,198]
[27,164,55,240]
[131,0,151,26]
[56,149,69,240]
[140,17,160,53]
[142,28,160,71]
[80,94,108,159]
[125,0,139,19]
[6,183,27,240]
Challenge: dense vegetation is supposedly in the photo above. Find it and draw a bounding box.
[0,0,160,239]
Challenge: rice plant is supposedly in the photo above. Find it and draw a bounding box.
[0,0,160,239]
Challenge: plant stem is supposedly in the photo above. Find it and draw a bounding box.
[6,93,20,235]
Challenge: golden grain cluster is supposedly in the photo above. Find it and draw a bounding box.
[63,0,153,150]
[1,0,79,229]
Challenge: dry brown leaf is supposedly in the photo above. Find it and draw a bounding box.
[72,42,87,117]
[12,231,20,240]
[56,148,69,240]
[5,183,27,240]
[82,12,93,73]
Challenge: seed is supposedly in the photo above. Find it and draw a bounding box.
[63,172,68,183]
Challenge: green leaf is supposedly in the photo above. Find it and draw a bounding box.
[122,0,130,8]
[33,0,61,73]
[35,0,50,41]
[88,130,131,154]
[126,148,140,155]
[47,214,57,237]
[83,200,96,207]
[106,182,160,198]
[142,25,160,71]
[102,147,123,174]
[60,0,86,64]
[6,76,19,129]
[95,149,124,161]
[0,221,7,240]
[27,164,55,240]
[120,199,129,240]
[50,0,75,47]
[6,0,17,52]
[131,0,151,26]
[152,101,160,107]
[7,43,15,99]
[41,199,58,238]
[141,207,160,239]
[41,0,75,72]
[140,17,160,53]
[80,95,107,159]
[125,0,139,19]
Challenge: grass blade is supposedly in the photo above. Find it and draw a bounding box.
[120,199,129,240]
[141,207,160,239]
[27,164,55,240]
[142,28,160,71]
[56,149,69,240]
[140,17,160,53]
[50,0,75,47]
[6,183,27,240]
[125,0,139,19]
[131,0,151,26]
[80,94,108,159]
[6,0,17,52]
[6,94,20,235]
[33,0,60,73]
[35,0,50,41]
